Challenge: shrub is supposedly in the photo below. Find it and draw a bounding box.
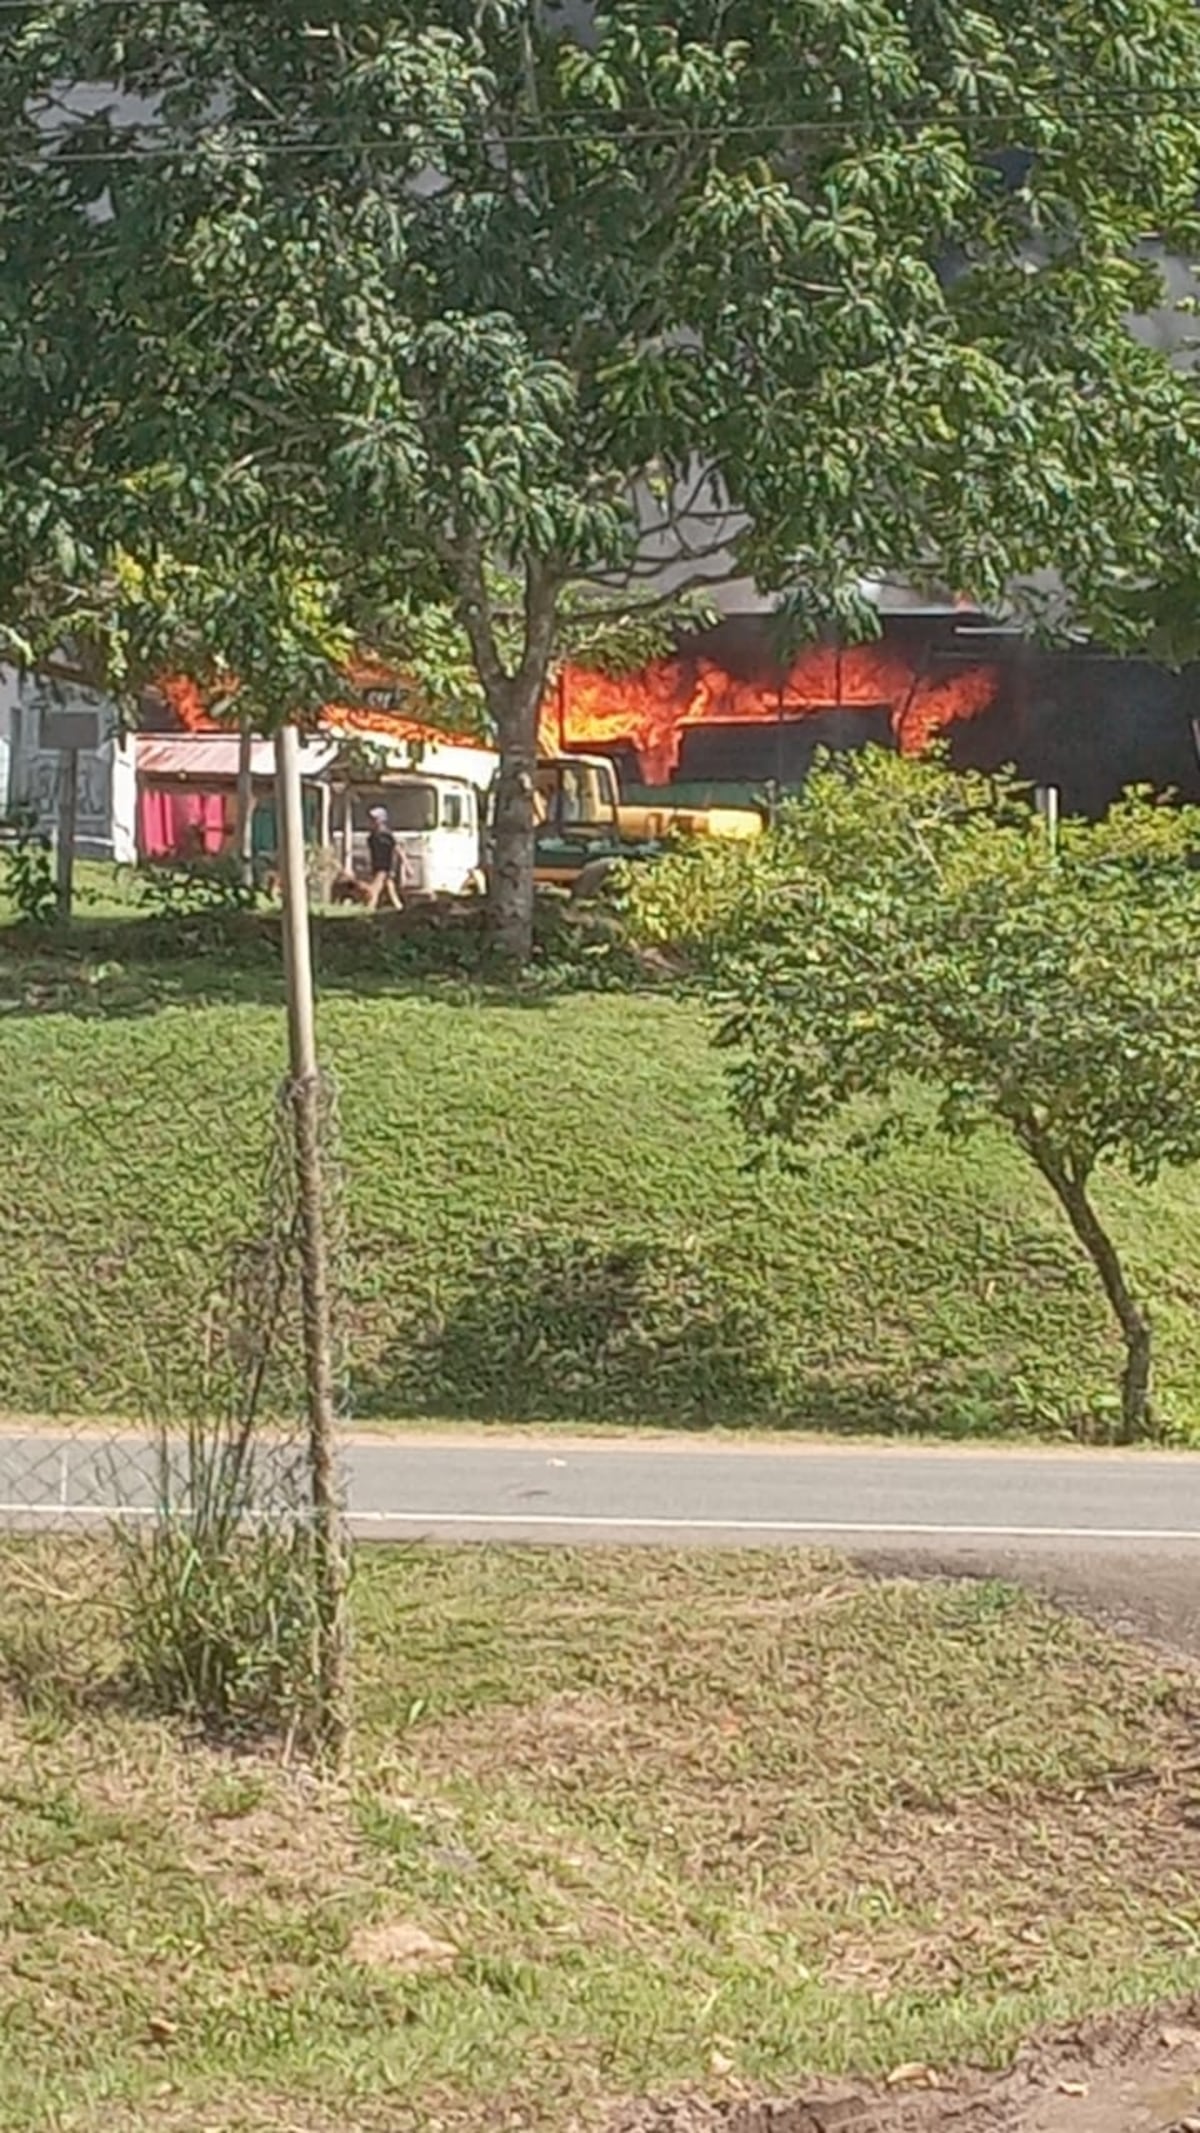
[1,813,58,926]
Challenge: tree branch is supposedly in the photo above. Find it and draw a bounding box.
[566,572,734,625]
[617,539,742,581]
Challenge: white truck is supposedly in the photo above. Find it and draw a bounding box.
[339,770,486,898]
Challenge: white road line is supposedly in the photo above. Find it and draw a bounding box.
[0,1503,159,1520]
[345,1510,1200,1540]
[5,1503,1200,1542]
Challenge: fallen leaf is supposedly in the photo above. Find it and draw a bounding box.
[145,2016,178,2045]
[887,2063,938,2089]
[349,1920,458,1976]
[1057,2082,1088,2099]
[1161,2025,1193,2049]
[709,2051,734,2077]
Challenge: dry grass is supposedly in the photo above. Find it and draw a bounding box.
[2,1544,1200,2133]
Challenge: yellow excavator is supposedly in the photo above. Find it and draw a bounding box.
[529,753,763,896]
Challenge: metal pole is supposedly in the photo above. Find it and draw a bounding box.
[56,748,79,920]
[273,722,348,1758]
[1035,783,1061,859]
[235,717,255,890]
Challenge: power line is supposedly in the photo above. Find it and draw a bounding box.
[1,95,1199,169]
[0,0,404,11]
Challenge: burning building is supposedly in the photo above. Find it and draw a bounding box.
[540,612,1200,818]
[129,610,1200,841]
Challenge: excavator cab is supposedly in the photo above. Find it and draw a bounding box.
[489,750,763,901]
[530,756,628,888]
[533,757,619,834]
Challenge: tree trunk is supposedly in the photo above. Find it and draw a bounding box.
[457,552,559,967]
[1020,1121,1152,1442]
[487,685,540,965]
[235,716,255,890]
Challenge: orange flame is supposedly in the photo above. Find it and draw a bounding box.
[157,669,492,756]
[163,640,1000,785]
[160,674,212,731]
[543,643,1000,782]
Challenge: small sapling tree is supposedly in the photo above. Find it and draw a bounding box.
[677,751,1200,1440]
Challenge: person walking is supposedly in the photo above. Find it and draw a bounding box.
[365,805,402,911]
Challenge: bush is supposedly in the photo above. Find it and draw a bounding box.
[624,827,795,974]
[309,887,647,992]
[138,856,265,923]
[1,814,58,926]
[115,1157,336,1744]
[118,1504,321,1739]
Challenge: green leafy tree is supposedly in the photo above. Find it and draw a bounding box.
[654,751,1200,1441]
[6,2,1200,957]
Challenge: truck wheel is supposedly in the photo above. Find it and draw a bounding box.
[570,857,620,904]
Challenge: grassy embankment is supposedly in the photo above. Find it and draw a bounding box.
[3,886,1200,1437]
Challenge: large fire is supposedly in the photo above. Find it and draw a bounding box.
[159,641,1000,789]
[157,669,493,757]
[540,642,999,782]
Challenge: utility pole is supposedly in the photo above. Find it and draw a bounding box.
[273,722,348,1758]
[42,700,101,924]
[56,748,79,921]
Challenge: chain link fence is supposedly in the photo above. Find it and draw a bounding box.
[0,926,350,1747]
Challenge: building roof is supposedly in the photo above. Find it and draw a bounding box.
[136,734,333,780]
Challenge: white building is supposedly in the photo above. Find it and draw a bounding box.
[0,666,137,863]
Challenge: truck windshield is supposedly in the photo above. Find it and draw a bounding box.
[534,761,616,828]
[383,787,439,831]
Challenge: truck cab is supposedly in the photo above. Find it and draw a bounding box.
[344,773,483,896]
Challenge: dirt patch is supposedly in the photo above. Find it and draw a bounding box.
[611,2001,1200,2133]
[348,1918,459,1974]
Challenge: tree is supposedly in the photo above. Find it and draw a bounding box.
[7,2,1200,956]
[649,751,1200,1440]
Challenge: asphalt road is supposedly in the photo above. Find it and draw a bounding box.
[4,1429,1200,1536]
[6,1430,1200,1651]
[340,1435,1200,1543]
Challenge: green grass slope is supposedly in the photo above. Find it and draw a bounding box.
[3,933,1200,1436]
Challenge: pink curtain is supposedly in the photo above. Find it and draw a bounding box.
[139,787,229,860]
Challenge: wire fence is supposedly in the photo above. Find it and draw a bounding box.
[0,938,350,1748]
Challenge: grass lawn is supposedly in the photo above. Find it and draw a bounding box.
[4,911,1200,1440]
[2,1546,1199,2132]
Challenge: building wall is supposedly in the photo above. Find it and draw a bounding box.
[1,666,137,863]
